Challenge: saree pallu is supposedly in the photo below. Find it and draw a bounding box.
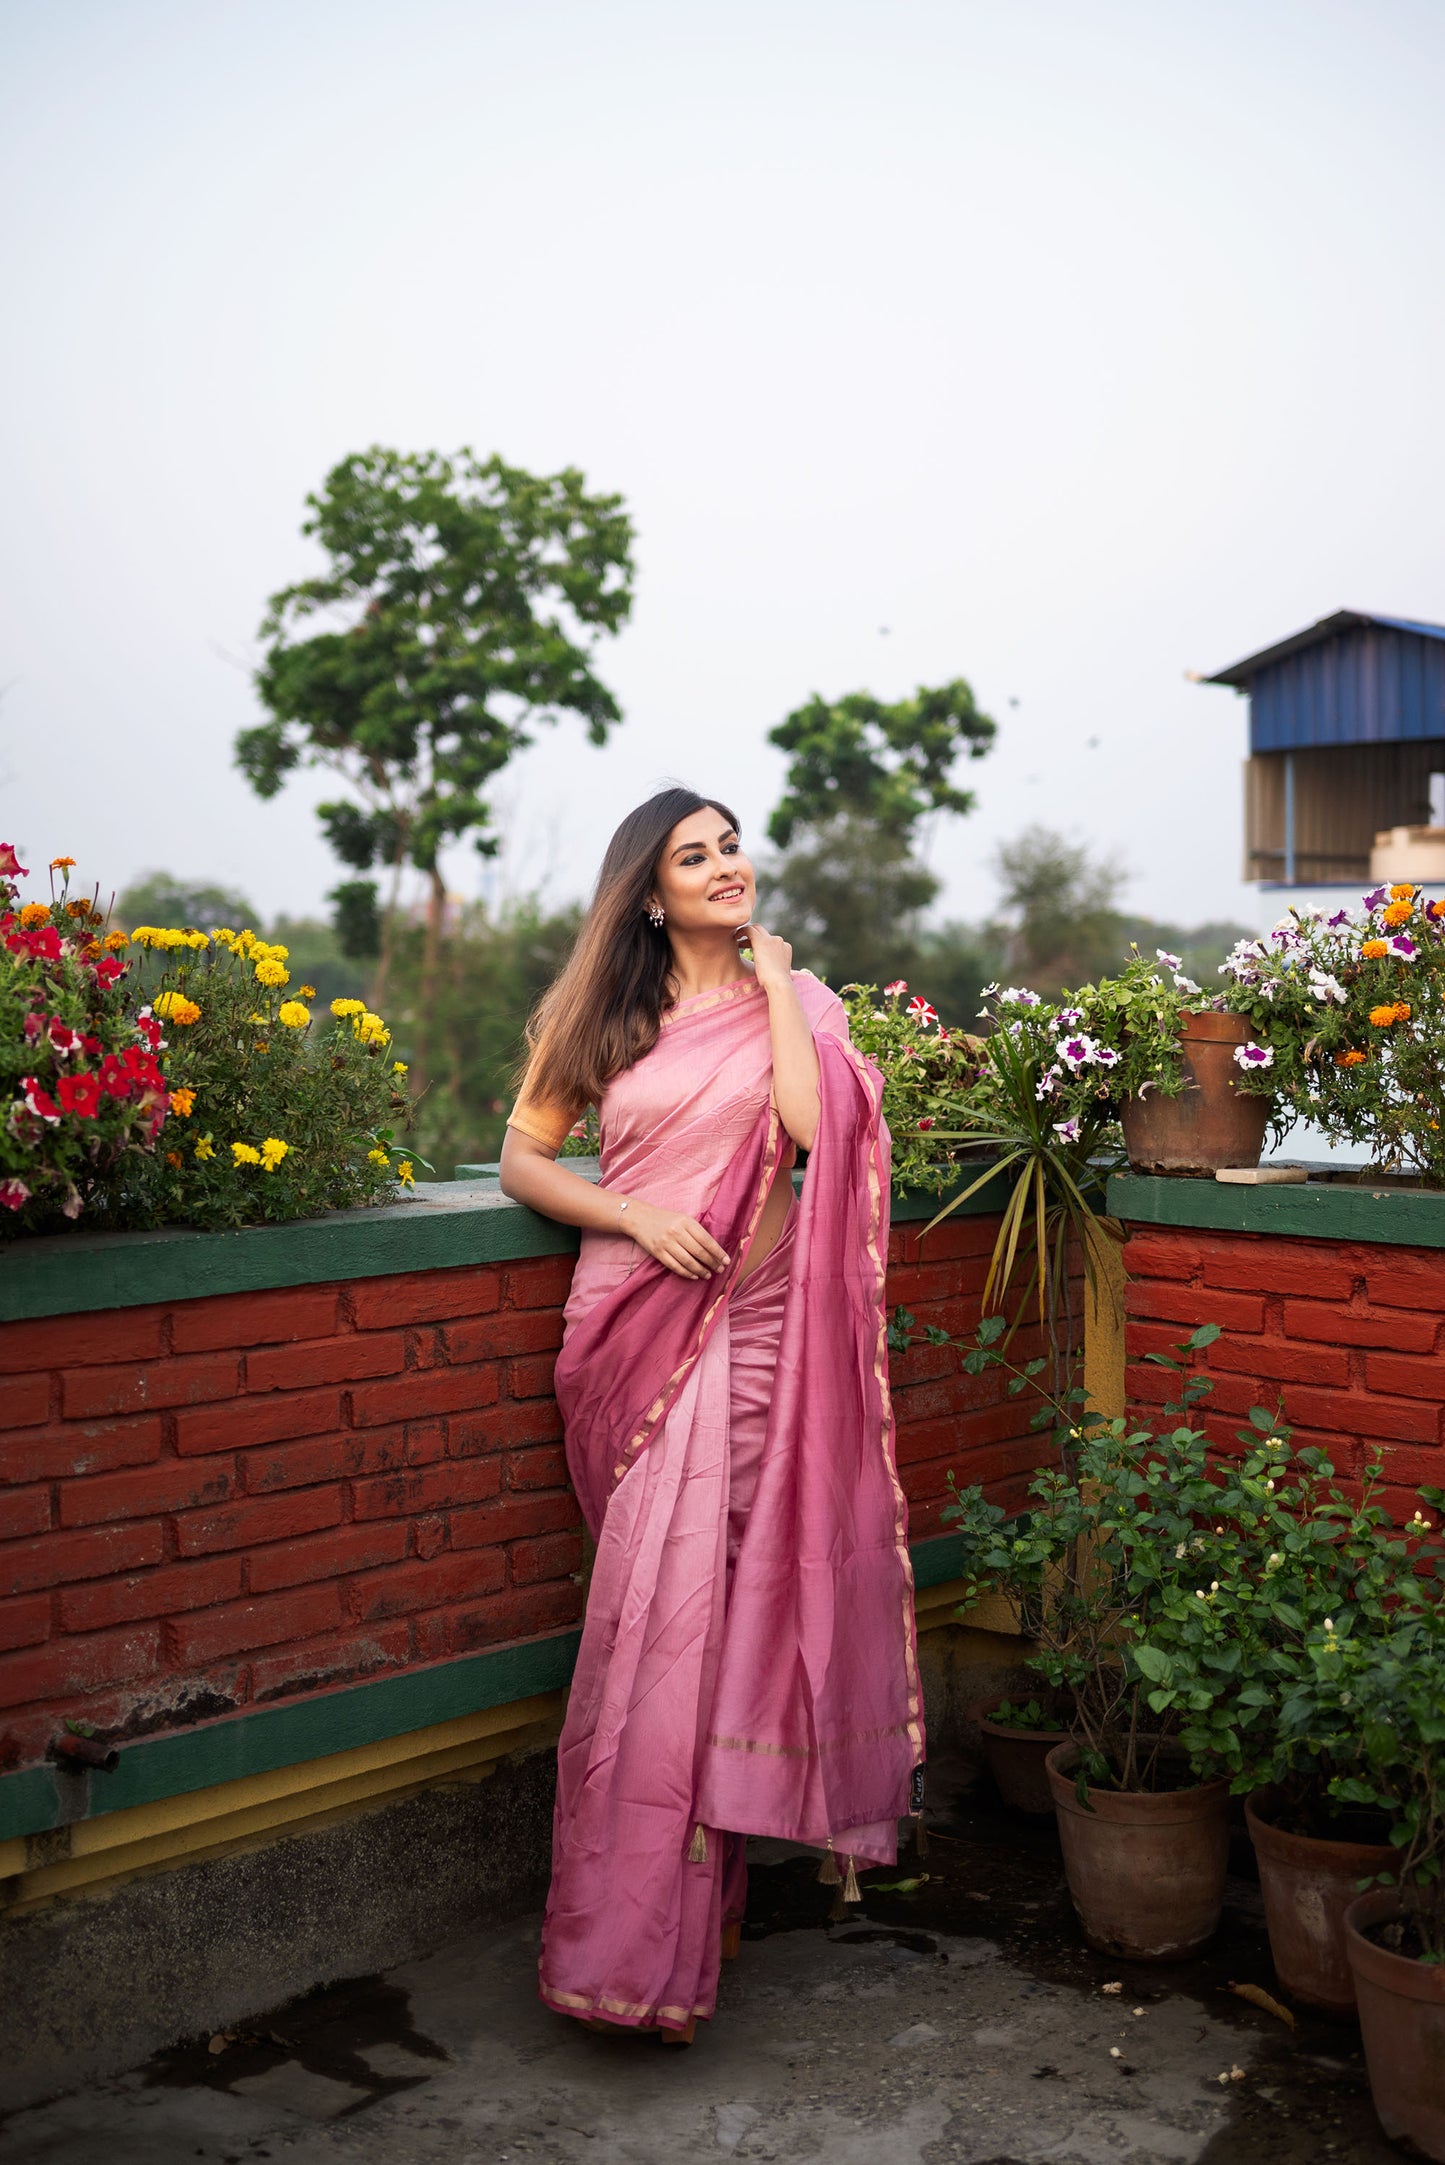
[538,975,922,2033]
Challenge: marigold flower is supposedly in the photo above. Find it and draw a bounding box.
[169,1087,196,1116]
[299,984,317,999]
[353,1010,391,1047]
[49,855,76,870]
[1390,883,1417,900]
[166,1150,183,1169]
[367,1147,390,1167]
[331,997,365,1018]
[254,958,289,989]
[153,991,201,1025]
[1393,1001,1412,1022]
[231,1142,262,1166]
[102,930,129,950]
[194,1135,215,1160]
[1360,939,1388,958]
[260,1137,289,1171]
[18,903,50,928]
[397,1159,415,1186]
[1383,900,1413,927]
[1334,1048,1367,1067]
[277,1001,311,1029]
[1370,1004,1400,1027]
[392,1061,408,1075]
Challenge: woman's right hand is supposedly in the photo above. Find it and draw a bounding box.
[621,1199,730,1280]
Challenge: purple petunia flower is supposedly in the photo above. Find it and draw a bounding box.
[1053,1117,1081,1143]
[1390,935,1418,959]
[1363,885,1389,911]
[1233,1042,1274,1069]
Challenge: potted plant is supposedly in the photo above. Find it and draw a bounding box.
[936,1322,1246,1959]
[967,1695,1074,1819]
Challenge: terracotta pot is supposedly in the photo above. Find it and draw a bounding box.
[1046,1743,1229,1959]
[1119,1012,1270,1177]
[969,1699,1071,1818]
[1246,1789,1394,2015]
[1346,1888,1445,2160]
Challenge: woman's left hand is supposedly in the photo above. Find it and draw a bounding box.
[739,922,794,996]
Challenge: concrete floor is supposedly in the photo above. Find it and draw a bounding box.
[0,1764,1399,2165]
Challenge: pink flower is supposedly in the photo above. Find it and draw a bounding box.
[906,997,939,1026]
[22,1011,44,1044]
[0,844,27,878]
[0,1178,30,1210]
[884,980,907,997]
[917,1116,935,1131]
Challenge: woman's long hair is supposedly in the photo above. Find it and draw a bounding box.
[523,787,742,1109]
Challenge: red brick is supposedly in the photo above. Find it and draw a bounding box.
[450,1402,563,1458]
[61,1352,240,1421]
[1363,1254,1445,1313]
[890,1215,999,1265]
[2,1519,163,1596]
[0,1414,163,1487]
[447,1581,581,1652]
[249,1620,411,1701]
[501,1256,575,1310]
[169,1584,343,1664]
[505,1445,569,1490]
[0,1622,161,1709]
[0,1306,165,1374]
[1199,1241,1355,1302]
[350,1366,500,1429]
[60,1555,244,1632]
[249,1521,409,1593]
[173,1388,344,1457]
[349,1550,503,1622]
[890,1372,1004,1424]
[175,1487,343,1557]
[1366,1351,1445,1400]
[352,1457,502,1521]
[1123,1282,1266,1334]
[510,1532,584,1586]
[59,1455,238,1528]
[241,1435,344,1494]
[413,1514,445,1560]
[450,1492,580,1549]
[1127,1364,1270,1422]
[1283,1386,1440,1446]
[169,1285,341,1353]
[886,1262,980,1307]
[1282,1302,1438,1353]
[1122,1234,1204,1283]
[439,1310,565,1365]
[0,1488,50,1543]
[893,1402,1033,1465]
[506,1354,558,1401]
[905,1286,991,1335]
[351,1268,501,1329]
[1364,1444,1445,1492]
[888,1342,959,1388]
[1208,1336,1351,1390]
[245,1332,407,1394]
[247,1425,443,1492]
[4,1373,52,1428]
[0,1595,50,1651]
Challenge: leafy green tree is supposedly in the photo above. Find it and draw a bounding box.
[117,872,258,933]
[236,446,636,1046]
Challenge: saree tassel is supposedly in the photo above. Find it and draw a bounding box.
[817,1841,842,1887]
[687,1822,709,1864]
[913,1812,929,1858]
[842,1854,861,1904]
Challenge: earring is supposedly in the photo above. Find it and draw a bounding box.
[646,902,665,927]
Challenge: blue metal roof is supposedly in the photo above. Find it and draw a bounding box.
[1205,610,1445,753]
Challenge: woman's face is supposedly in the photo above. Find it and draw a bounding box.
[651,807,755,934]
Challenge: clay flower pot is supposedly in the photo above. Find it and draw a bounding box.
[1046,1743,1230,1959]
[1119,1012,1270,1177]
[1246,1789,1395,2015]
[969,1699,1071,1818]
[1345,1888,1445,2160]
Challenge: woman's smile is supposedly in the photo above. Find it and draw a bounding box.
[708,882,746,905]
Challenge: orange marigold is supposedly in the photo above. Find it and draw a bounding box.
[1393,1001,1412,1022]
[18,903,50,928]
[1360,939,1389,959]
[1383,901,1413,927]
[102,930,130,950]
[1370,1004,1399,1027]
[1390,883,1417,900]
[1334,1048,1368,1067]
[169,1087,196,1117]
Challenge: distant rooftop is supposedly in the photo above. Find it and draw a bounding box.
[1207,609,1445,689]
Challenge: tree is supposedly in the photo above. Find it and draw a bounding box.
[116,871,259,933]
[760,679,996,993]
[236,447,636,1029]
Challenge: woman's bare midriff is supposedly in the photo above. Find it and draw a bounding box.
[737,1148,797,1279]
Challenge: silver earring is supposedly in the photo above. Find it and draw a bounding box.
[646,902,665,928]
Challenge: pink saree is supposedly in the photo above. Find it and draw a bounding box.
[538,973,922,2034]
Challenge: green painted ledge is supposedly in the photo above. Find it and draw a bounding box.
[0,1532,965,1844]
[0,1159,1010,1324]
[1109,1171,1445,1251]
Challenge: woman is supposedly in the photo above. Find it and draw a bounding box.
[500,788,923,2044]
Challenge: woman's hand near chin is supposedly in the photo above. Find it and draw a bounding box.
[739,922,794,996]
[740,921,820,1151]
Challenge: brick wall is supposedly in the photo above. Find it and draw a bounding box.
[0,1213,1031,1775]
[1123,1224,1445,1516]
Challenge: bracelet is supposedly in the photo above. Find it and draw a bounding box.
[618,1199,629,1214]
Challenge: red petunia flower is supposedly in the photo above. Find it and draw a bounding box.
[57,1072,102,1119]
[0,844,28,878]
[917,1116,936,1130]
[0,1178,31,1210]
[99,1054,134,1098]
[20,1076,61,1124]
[884,980,908,997]
[906,996,939,1026]
[49,1019,82,1057]
[92,955,126,989]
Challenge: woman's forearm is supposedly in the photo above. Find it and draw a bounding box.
[498,1134,632,1234]
[765,982,821,1150]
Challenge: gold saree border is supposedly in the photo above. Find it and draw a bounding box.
[706,1720,915,1759]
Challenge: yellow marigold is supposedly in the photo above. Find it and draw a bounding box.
[50,855,76,870]
[153,991,201,1025]
[260,1137,289,1171]
[1383,900,1413,927]
[1334,1049,1367,1067]
[331,998,365,1018]
[1360,939,1389,959]
[262,941,289,963]
[185,931,210,949]
[392,1061,409,1075]
[1390,883,1417,900]
[254,957,289,989]
[255,1040,271,1054]
[131,925,187,951]
[212,928,237,948]
[299,984,317,999]
[102,930,130,950]
[231,1142,261,1166]
[194,1134,215,1160]
[397,1160,415,1186]
[367,1147,390,1168]
[169,1087,196,1116]
[277,1001,311,1029]
[18,903,50,928]
[353,1010,390,1046]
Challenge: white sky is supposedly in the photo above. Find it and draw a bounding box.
[3,0,1443,936]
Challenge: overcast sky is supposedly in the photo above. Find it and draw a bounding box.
[3,0,1442,937]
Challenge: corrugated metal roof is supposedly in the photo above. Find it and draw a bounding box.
[1207,609,1445,688]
